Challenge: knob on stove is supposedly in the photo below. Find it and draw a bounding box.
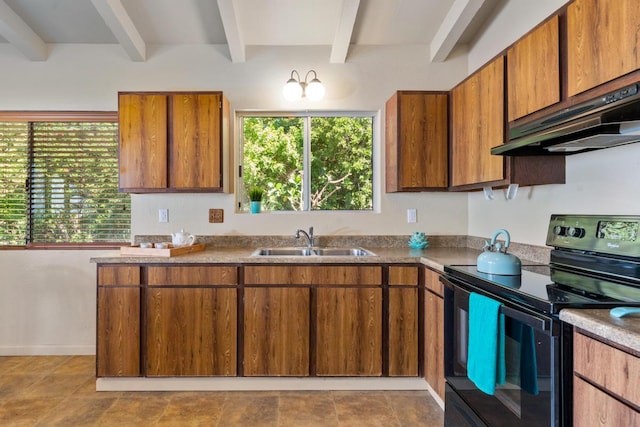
[553,225,565,236]
[567,227,585,238]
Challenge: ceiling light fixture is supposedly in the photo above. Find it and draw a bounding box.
[283,70,325,101]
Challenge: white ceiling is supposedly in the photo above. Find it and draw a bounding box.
[0,0,501,62]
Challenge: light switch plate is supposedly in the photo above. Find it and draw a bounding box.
[158,208,168,223]
[209,209,224,223]
[407,209,417,223]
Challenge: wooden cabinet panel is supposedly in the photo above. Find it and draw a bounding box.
[118,94,168,190]
[567,0,640,97]
[385,91,448,192]
[98,265,140,286]
[316,287,383,376]
[97,286,140,377]
[507,16,560,121]
[424,268,443,297]
[574,377,640,426]
[147,266,237,286]
[388,266,418,286]
[146,287,237,376]
[118,91,229,193]
[244,265,381,286]
[574,332,640,407]
[243,287,310,376]
[425,289,445,400]
[388,287,419,376]
[170,93,222,189]
[451,56,505,188]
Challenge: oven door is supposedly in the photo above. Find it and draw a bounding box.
[442,275,563,427]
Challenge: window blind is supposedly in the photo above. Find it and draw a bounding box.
[28,122,130,243]
[0,122,29,245]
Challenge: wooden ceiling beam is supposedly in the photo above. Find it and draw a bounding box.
[330,0,360,63]
[91,0,146,61]
[430,0,486,62]
[0,0,47,61]
[217,0,245,63]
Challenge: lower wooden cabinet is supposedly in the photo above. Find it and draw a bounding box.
[424,268,445,400]
[97,266,141,377]
[388,266,419,376]
[243,287,310,376]
[145,266,238,377]
[146,287,237,376]
[316,287,383,376]
[573,331,640,425]
[96,263,422,378]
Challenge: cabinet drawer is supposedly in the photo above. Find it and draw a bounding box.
[147,266,238,286]
[98,265,140,286]
[388,266,419,286]
[574,376,640,426]
[424,268,443,297]
[244,265,382,286]
[574,331,640,407]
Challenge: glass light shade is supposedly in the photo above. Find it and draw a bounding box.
[283,79,303,101]
[305,79,325,101]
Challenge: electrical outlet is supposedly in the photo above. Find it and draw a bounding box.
[159,208,169,223]
[209,209,224,223]
[407,209,417,223]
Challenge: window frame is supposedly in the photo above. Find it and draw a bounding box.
[236,110,378,213]
[0,111,129,250]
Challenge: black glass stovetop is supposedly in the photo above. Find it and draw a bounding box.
[444,264,640,315]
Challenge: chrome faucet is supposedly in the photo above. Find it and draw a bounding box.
[295,227,315,248]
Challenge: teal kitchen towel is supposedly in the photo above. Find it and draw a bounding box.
[467,292,506,395]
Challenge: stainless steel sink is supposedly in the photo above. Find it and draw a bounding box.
[252,247,376,257]
[252,248,314,256]
[313,248,375,256]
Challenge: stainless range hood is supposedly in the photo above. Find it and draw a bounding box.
[492,83,640,156]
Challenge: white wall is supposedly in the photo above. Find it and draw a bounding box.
[465,0,640,246]
[0,42,469,354]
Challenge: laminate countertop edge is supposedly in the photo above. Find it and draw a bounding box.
[560,308,640,354]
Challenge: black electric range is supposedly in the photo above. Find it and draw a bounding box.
[441,214,640,427]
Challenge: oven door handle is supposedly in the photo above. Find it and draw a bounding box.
[442,275,553,334]
[499,304,550,332]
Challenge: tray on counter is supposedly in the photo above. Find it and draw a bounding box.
[120,243,206,257]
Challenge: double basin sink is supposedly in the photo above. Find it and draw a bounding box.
[252,247,376,257]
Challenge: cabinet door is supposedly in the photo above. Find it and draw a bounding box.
[118,94,168,190]
[96,266,141,377]
[388,266,419,376]
[316,287,383,376]
[424,268,444,399]
[145,266,238,376]
[451,56,505,188]
[507,16,560,121]
[567,0,640,97]
[243,287,310,376]
[170,93,222,189]
[385,91,448,192]
[146,287,237,376]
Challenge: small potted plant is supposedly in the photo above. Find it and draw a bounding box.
[248,187,264,214]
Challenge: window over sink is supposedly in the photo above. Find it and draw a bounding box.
[0,112,130,247]
[237,112,375,212]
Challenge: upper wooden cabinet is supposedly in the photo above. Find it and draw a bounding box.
[451,56,506,188]
[567,0,640,97]
[118,91,231,193]
[385,91,448,192]
[507,15,561,122]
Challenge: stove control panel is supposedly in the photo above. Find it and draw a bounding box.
[547,214,640,258]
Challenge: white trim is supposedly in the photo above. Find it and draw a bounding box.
[0,345,95,356]
[97,377,429,392]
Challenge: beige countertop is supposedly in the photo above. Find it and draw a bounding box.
[91,245,482,272]
[560,308,640,354]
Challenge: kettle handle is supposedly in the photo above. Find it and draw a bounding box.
[490,229,510,250]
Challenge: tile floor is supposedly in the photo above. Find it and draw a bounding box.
[0,356,443,426]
